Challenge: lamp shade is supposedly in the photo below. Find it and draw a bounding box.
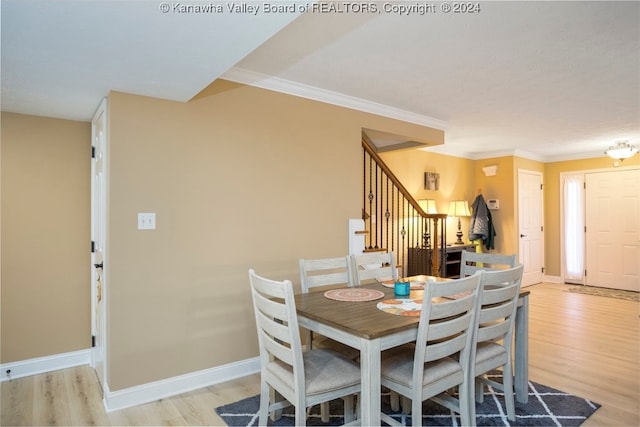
[418,199,438,214]
[605,141,638,160]
[448,200,471,217]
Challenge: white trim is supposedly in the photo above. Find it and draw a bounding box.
[543,275,563,284]
[0,349,92,381]
[1,350,260,412]
[103,356,260,412]
[222,67,449,131]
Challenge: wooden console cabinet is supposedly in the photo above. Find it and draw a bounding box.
[407,244,475,278]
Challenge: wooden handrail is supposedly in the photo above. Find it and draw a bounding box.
[362,136,447,221]
[361,135,447,276]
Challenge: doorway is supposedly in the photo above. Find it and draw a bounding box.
[585,168,640,291]
[91,98,108,389]
[518,169,544,286]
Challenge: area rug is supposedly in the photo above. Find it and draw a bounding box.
[564,285,639,302]
[215,373,600,426]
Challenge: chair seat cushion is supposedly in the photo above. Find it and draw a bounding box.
[381,345,462,388]
[268,349,360,396]
[475,341,507,366]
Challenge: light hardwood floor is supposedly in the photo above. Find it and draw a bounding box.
[2,283,638,426]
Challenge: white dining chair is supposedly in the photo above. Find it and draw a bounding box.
[379,272,483,427]
[299,256,360,357]
[248,269,361,426]
[351,251,398,286]
[299,256,360,422]
[460,251,517,277]
[469,264,524,423]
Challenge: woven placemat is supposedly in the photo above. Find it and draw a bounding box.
[324,288,385,302]
[377,298,423,317]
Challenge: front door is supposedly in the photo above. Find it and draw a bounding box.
[586,168,640,291]
[91,98,108,389]
[518,170,544,286]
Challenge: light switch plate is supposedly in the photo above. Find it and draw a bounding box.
[138,213,156,230]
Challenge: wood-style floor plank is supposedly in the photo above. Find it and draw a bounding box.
[1,283,638,426]
[527,283,639,427]
[0,373,33,426]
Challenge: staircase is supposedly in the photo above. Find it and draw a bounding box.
[358,136,447,277]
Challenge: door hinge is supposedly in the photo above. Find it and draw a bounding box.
[92,335,96,348]
[91,146,96,159]
[540,184,543,190]
[91,240,96,253]
[541,226,543,232]
[541,267,544,273]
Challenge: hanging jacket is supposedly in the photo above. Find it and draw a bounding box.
[468,194,496,250]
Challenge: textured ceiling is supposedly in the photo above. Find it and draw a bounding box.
[1,0,304,120]
[2,1,639,161]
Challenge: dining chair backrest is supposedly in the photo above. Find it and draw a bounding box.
[351,251,397,286]
[299,256,354,293]
[468,264,524,422]
[248,269,304,395]
[408,272,483,425]
[474,264,524,350]
[299,256,359,358]
[460,251,517,278]
[415,272,483,367]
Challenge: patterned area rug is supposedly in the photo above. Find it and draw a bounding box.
[565,285,639,302]
[215,373,600,426]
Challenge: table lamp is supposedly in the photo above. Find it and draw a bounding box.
[448,200,471,245]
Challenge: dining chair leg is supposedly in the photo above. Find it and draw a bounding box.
[503,364,516,421]
[411,395,423,427]
[469,377,478,424]
[269,389,284,421]
[390,390,400,411]
[295,402,306,427]
[344,394,355,423]
[401,395,412,414]
[320,402,330,422]
[459,379,472,427]
[475,379,484,403]
[259,381,270,426]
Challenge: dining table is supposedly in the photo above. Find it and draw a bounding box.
[294,275,530,427]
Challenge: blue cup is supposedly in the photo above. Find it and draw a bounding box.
[394,281,410,297]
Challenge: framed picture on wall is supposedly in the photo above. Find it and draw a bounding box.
[424,172,440,190]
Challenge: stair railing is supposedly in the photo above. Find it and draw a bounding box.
[361,136,447,277]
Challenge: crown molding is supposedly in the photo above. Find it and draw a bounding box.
[221,67,448,131]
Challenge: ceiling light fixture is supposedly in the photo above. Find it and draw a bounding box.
[605,140,638,161]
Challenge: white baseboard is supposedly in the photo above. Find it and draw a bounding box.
[1,349,260,413]
[0,348,92,381]
[543,275,563,284]
[103,356,260,412]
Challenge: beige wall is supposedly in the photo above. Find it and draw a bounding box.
[105,81,443,390]
[1,112,91,363]
[381,151,525,255]
[379,150,475,244]
[3,81,638,391]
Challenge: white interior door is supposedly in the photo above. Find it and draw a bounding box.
[586,169,640,291]
[518,170,544,286]
[91,98,108,389]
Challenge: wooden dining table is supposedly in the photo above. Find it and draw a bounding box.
[294,275,530,426]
